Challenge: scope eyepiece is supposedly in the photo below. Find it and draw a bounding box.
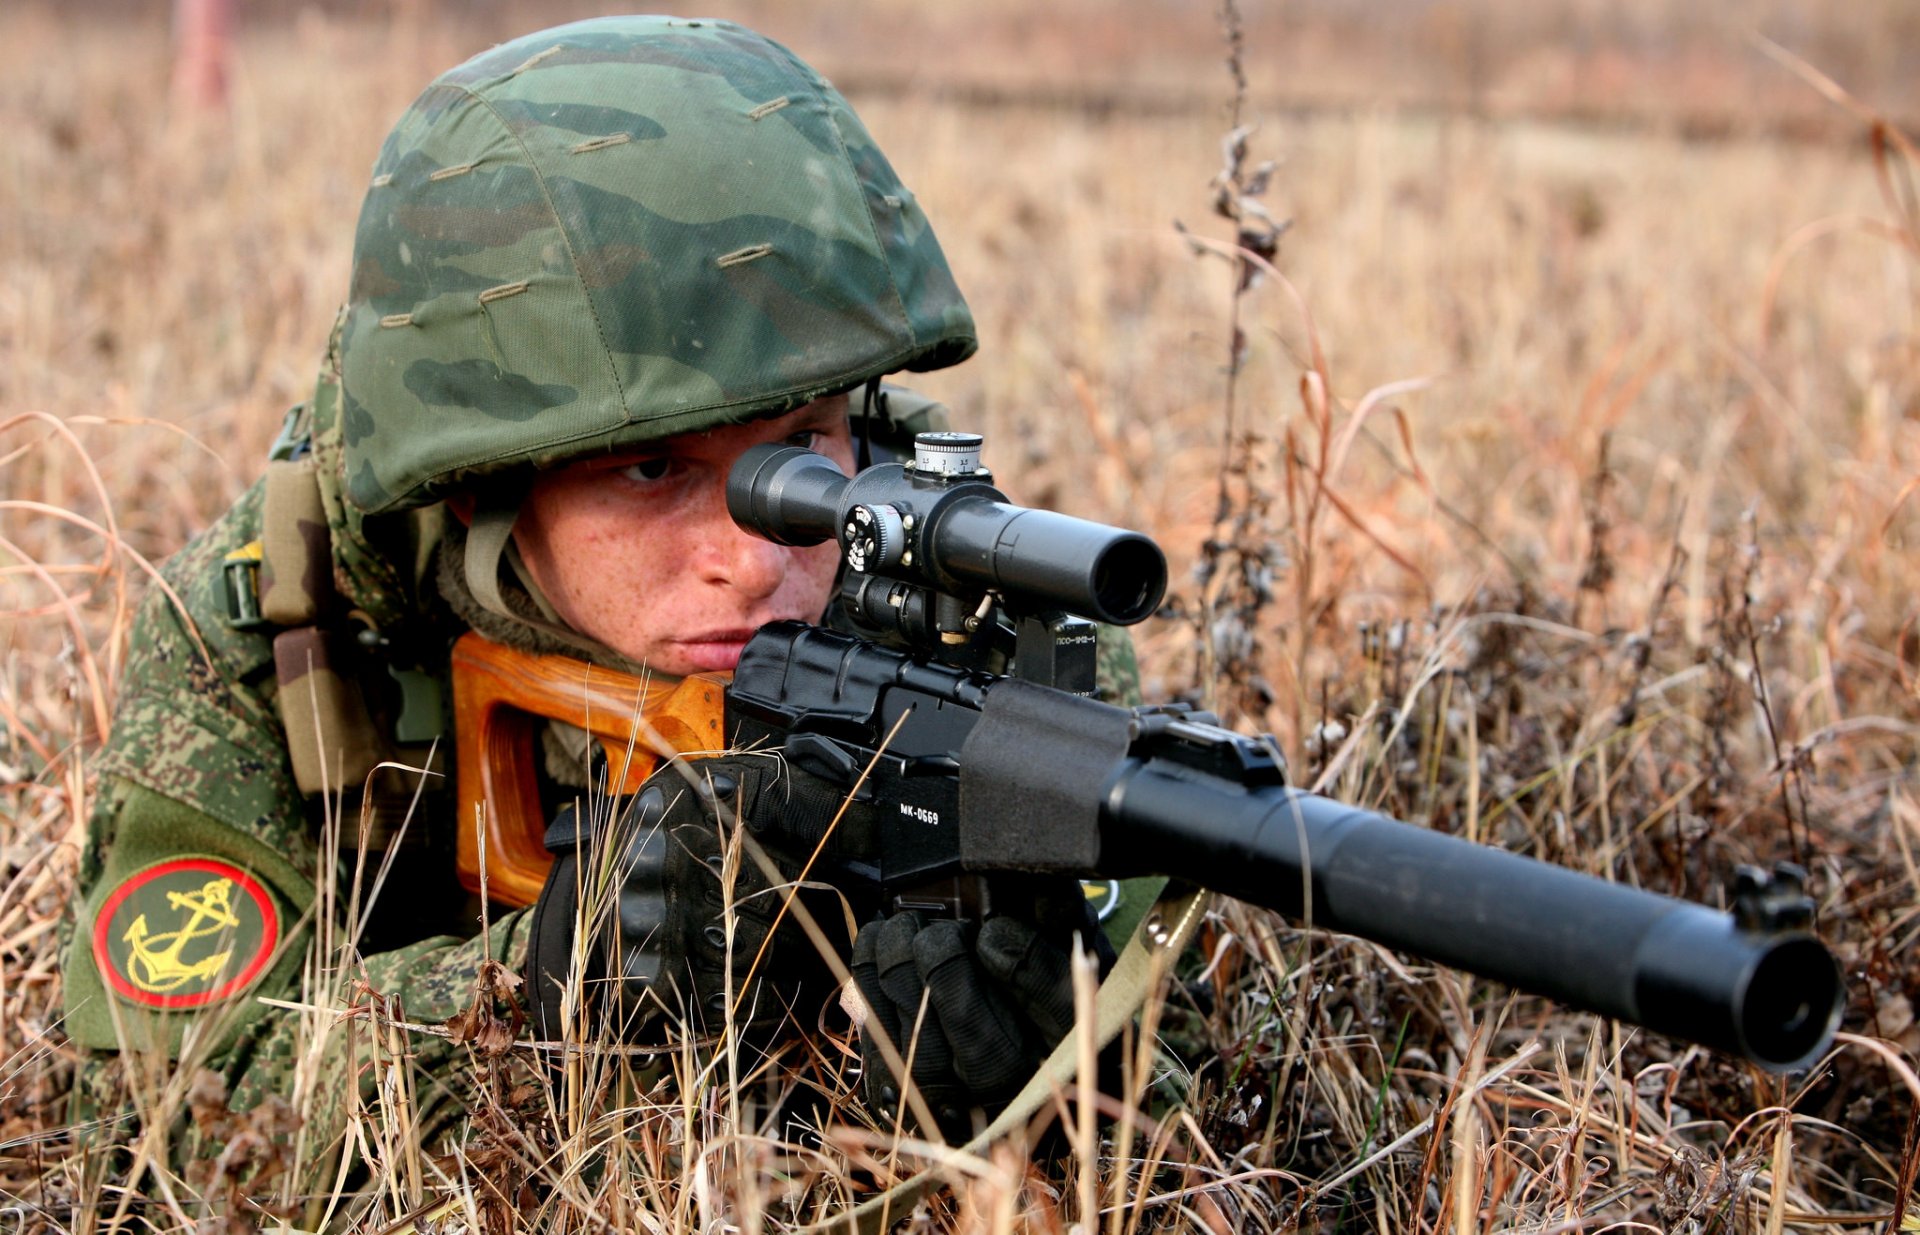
[725,444,848,547]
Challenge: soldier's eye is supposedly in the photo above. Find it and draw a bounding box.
[622,456,673,483]
[785,430,821,451]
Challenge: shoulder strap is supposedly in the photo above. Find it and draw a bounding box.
[252,448,392,794]
[259,455,331,626]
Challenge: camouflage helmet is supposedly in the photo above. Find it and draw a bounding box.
[337,16,977,515]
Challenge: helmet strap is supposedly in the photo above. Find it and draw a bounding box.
[503,538,565,627]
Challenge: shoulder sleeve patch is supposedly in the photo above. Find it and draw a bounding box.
[91,857,281,1011]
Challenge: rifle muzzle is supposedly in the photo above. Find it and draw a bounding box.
[1104,772,1845,1071]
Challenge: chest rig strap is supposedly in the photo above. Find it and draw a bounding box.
[224,404,392,796]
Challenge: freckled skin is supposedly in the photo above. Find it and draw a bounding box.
[510,396,853,676]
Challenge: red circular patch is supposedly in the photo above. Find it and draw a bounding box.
[92,858,280,1010]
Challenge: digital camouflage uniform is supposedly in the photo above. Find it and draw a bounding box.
[66,16,1143,1180]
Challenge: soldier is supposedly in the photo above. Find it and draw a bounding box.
[65,15,1135,1175]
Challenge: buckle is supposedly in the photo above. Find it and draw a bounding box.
[268,404,312,463]
[222,541,268,630]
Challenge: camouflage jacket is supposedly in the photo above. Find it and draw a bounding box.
[64,332,529,1173]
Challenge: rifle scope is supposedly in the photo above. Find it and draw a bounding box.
[727,438,1168,627]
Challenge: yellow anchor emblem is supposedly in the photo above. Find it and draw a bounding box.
[121,877,239,994]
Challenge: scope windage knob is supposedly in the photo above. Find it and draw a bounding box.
[912,431,985,477]
[843,503,907,573]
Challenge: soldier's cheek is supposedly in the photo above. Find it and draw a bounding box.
[773,541,844,620]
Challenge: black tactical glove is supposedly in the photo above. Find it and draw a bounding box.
[851,877,1118,1139]
[524,755,839,1049]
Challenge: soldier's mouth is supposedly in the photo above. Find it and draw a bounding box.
[667,630,759,673]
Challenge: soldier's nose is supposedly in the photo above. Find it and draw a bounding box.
[700,520,788,599]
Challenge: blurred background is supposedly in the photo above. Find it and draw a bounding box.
[7,0,1917,716]
[6,0,1919,735]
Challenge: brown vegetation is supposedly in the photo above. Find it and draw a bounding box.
[4,2,1920,1230]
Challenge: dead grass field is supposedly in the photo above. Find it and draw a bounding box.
[4,3,1920,1232]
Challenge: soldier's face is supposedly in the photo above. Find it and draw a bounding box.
[510,396,854,675]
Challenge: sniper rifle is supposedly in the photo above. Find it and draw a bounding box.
[710,429,1844,1071]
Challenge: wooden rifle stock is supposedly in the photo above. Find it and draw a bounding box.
[450,632,728,906]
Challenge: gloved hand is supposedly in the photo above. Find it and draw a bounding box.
[851,878,1117,1139]
[524,754,838,1048]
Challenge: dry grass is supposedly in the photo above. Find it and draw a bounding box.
[5,3,1920,1231]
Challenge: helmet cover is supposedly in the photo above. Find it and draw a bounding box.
[338,16,976,513]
